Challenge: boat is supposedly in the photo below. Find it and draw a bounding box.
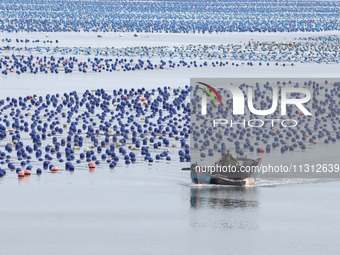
[184,155,262,186]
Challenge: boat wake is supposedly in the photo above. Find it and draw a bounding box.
[181,178,339,188]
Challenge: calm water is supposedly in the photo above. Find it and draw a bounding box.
[1,163,340,255]
[1,32,340,255]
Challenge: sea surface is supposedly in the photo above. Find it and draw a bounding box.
[1,32,340,255]
[1,164,340,255]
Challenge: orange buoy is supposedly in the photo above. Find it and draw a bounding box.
[18,171,25,177]
[89,162,95,168]
[259,148,265,153]
[313,140,317,144]
[305,133,310,138]
[24,169,31,175]
[51,166,58,172]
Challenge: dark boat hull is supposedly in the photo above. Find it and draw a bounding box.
[190,158,262,186]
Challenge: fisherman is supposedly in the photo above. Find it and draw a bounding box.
[220,150,234,166]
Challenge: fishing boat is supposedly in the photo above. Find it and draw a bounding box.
[184,155,262,186]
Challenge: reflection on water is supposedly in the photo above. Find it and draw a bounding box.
[18,176,31,184]
[190,186,258,209]
[189,186,259,230]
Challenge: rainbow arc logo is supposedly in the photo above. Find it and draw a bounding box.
[197,82,223,107]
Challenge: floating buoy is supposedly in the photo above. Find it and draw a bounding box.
[51,166,58,172]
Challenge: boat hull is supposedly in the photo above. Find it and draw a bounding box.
[190,158,262,186]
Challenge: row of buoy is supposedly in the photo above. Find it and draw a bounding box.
[0,0,339,33]
[15,163,98,178]
[1,38,57,43]
[0,54,298,75]
[1,35,339,65]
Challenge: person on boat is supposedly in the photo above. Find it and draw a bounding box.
[220,150,234,166]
